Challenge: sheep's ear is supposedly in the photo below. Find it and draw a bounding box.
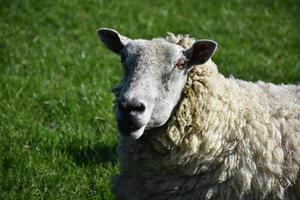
[185,40,217,66]
[97,28,131,54]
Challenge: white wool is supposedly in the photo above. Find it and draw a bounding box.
[112,35,300,200]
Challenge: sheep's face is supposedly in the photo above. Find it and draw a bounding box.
[97,28,217,139]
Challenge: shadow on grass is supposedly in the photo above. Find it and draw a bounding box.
[66,143,118,166]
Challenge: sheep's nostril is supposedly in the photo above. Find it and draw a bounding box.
[118,99,146,114]
[134,102,145,112]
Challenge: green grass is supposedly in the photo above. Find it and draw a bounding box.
[0,0,299,199]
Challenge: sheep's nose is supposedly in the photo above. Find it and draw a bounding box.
[118,98,146,115]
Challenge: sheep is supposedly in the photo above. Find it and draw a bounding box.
[96,28,300,200]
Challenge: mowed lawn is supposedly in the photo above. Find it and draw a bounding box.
[0,0,299,199]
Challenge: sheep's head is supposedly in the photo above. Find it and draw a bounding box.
[97,28,217,139]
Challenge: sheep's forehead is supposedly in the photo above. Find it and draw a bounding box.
[124,39,184,63]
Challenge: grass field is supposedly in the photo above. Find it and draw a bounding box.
[0,0,300,199]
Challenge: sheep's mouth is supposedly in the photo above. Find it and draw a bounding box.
[118,123,146,139]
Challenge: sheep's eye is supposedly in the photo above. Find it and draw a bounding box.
[175,58,188,70]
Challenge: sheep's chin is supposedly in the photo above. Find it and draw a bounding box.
[129,126,146,139]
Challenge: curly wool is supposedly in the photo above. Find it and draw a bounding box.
[112,35,300,200]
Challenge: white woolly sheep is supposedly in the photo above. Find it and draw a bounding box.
[97,28,300,200]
